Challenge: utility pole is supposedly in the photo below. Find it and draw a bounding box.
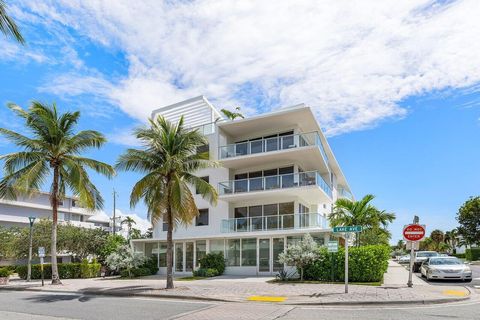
[113,189,117,235]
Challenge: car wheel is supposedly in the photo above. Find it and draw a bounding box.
[464,279,472,283]
[421,270,426,278]
[425,272,431,281]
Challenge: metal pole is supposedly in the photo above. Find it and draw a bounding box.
[27,225,33,282]
[40,257,44,287]
[113,189,116,235]
[345,233,349,293]
[27,217,35,282]
[407,241,414,287]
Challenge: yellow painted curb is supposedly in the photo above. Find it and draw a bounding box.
[442,290,468,297]
[247,296,287,302]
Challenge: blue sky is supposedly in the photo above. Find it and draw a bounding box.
[1,1,480,243]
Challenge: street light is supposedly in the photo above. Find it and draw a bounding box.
[27,216,36,282]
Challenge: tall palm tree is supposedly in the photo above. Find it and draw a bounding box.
[0,102,114,284]
[330,194,395,246]
[430,229,445,251]
[121,216,136,239]
[444,229,458,254]
[116,115,218,289]
[220,107,244,120]
[1,0,25,44]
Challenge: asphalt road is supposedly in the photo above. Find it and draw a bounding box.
[1,290,479,320]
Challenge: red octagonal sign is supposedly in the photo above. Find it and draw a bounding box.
[403,224,426,242]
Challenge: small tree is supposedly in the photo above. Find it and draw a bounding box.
[457,197,480,246]
[105,245,145,278]
[278,234,318,281]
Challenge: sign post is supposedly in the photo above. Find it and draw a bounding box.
[333,226,362,294]
[403,223,426,288]
[38,247,45,287]
[327,241,338,282]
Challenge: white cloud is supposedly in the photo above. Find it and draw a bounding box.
[14,0,480,135]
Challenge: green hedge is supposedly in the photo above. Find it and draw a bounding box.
[0,267,12,277]
[453,253,466,259]
[193,268,219,277]
[119,257,158,278]
[466,248,480,261]
[16,262,101,280]
[197,252,225,275]
[304,245,390,282]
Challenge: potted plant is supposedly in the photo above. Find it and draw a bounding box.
[0,267,12,285]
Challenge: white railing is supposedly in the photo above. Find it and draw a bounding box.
[218,170,332,198]
[218,131,328,164]
[221,213,328,233]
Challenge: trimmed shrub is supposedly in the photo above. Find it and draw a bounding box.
[0,267,12,277]
[197,252,225,275]
[142,256,159,275]
[466,248,480,261]
[304,245,390,282]
[120,267,151,278]
[16,262,101,280]
[453,253,466,259]
[193,268,219,277]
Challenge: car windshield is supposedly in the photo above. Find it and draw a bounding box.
[417,252,438,257]
[429,258,463,265]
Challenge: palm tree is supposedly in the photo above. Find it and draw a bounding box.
[1,0,25,44]
[0,102,114,284]
[430,229,445,251]
[330,194,395,246]
[444,229,458,254]
[121,216,136,239]
[116,115,218,289]
[220,107,244,120]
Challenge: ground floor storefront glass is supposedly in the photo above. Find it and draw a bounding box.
[135,233,328,275]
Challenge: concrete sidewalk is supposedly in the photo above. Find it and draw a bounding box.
[383,260,426,286]
[0,262,473,306]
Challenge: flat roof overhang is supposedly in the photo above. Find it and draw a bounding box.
[218,185,331,204]
[219,145,329,173]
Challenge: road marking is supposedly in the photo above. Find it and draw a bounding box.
[442,290,468,297]
[247,296,286,302]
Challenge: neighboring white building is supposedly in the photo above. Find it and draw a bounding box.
[132,96,353,276]
[0,192,99,229]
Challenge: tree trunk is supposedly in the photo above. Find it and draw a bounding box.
[166,206,174,289]
[51,166,61,285]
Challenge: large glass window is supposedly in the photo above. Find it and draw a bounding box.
[186,242,194,272]
[273,238,285,272]
[209,239,224,255]
[279,202,294,214]
[249,171,263,191]
[241,238,257,266]
[226,239,240,266]
[159,243,167,267]
[175,243,183,272]
[249,205,262,217]
[279,166,294,188]
[263,204,278,216]
[196,209,209,226]
[196,240,206,267]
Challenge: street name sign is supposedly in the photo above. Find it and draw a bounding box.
[333,226,362,233]
[403,224,426,242]
[327,241,339,253]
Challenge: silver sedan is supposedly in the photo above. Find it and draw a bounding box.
[420,257,472,282]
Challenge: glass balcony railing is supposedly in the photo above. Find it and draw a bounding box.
[338,187,353,201]
[218,171,332,198]
[218,131,328,164]
[221,213,328,233]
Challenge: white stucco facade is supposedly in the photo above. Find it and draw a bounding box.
[132,96,353,276]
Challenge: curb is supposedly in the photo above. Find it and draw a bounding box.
[0,286,473,306]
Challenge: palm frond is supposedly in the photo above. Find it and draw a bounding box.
[0,1,25,44]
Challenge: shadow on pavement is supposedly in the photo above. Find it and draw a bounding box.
[23,293,94,303]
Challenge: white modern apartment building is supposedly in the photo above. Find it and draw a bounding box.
[132,96,353,276]
[0,192,109,230]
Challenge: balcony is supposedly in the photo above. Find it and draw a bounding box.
[218,171,332,202]
[221,213,328,233]
[337,187,353,201]
[217,132,329,170]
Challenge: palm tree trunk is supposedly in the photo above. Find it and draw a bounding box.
[166,206,174,289]
[50,166,61,285]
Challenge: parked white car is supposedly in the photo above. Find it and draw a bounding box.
[413,251,439,272]
[420,257,472,282]
[398,255,411,264]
